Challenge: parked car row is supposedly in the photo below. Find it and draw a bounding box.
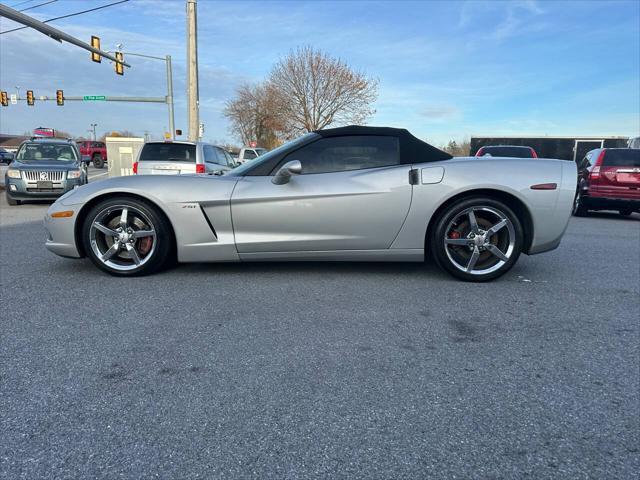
[6,135,638,220]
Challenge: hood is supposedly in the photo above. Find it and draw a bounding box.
[13,159,79,170]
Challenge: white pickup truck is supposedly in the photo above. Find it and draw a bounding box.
[234,147,267,164]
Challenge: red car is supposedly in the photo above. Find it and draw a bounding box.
[77,141,107,168]
[475,145,538,158]
[573,148,640,216]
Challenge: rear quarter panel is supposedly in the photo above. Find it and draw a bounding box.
[392,157,576,254]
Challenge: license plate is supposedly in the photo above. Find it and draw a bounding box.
[152,169,180,175]
[37,181,53,189]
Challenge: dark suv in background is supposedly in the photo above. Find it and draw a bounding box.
[574,148,640,216]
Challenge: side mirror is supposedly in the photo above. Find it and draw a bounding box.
[272,160,302,185]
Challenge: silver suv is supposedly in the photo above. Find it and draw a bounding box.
[134,141,238,175]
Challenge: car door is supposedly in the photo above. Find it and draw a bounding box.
[230,135,412,253]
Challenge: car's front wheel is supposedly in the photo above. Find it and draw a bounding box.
[82,197,173,276]
[430,197,523,282]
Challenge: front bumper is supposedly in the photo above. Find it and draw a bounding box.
[5,175,85,201]
[582,196,640,212]
[44,203,83,258]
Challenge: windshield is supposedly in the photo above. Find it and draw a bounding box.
[230,133,318,175]
[17,143,78,162]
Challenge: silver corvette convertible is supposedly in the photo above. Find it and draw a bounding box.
[44,126,576,281]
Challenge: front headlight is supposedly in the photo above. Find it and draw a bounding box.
[67,170,82,179]
[7,169,21,179]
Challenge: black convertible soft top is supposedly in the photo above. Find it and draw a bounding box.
[314,125,453,163]
[241,125,452,175]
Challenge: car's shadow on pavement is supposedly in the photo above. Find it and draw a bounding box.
[581,211,640,221]
[175,259,445,278]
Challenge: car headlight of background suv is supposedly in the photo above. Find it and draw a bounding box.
[67,170,82,179]
[7,169,21,179]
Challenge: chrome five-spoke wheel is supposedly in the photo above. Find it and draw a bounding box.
[431,197,523,281]
[443,206,515,275]
[83,197,172,276]
[90,205,156,271]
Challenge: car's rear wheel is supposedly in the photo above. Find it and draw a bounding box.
[82,197,172,276]
[430,197,523,282]
[93,154,104,169]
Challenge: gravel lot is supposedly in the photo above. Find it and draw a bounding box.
[1,192,638,479]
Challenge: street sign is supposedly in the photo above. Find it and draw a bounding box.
[83,95,106,101]
[10,94,17,104]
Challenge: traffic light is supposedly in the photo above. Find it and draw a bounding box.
[91,36,101,63]
[56,90,64,106]
[115,51,124,75]
[1,91,7,107]
[26,90,34,106]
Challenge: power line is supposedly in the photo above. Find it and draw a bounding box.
[9,0,38,8]
[20,0,57,13]
[0,0,130,35]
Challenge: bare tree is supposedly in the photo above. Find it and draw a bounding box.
[268,46,378,135]
[223,83,283,149]
[441,137,471,156]
[98,130,138,142]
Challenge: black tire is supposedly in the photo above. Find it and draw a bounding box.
[572,191,589,217]
[93,155,104,169]
[429,196,523,282]
[6,192,20,206]
[619,209,632,217]
[81,197,173,276]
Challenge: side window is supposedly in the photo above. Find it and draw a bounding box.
[214,147,228,165]
[277,135,400,175]
[204,145,217,164]
[243,150,257,160]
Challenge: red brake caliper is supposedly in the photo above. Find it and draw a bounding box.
[138,237,153,255]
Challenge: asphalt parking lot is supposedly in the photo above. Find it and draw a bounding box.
[1,190,638,478]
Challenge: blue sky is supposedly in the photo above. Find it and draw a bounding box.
[0,0,638,146]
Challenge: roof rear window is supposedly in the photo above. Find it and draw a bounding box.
[139,143,196,162]
[480,146,534,158]
[602,149,640,167]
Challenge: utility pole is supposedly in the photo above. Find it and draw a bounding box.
[186,0,199,141]
[91,123,97,141]
[166,55,175,140]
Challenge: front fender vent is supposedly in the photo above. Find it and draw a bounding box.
[199,205,218,240]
